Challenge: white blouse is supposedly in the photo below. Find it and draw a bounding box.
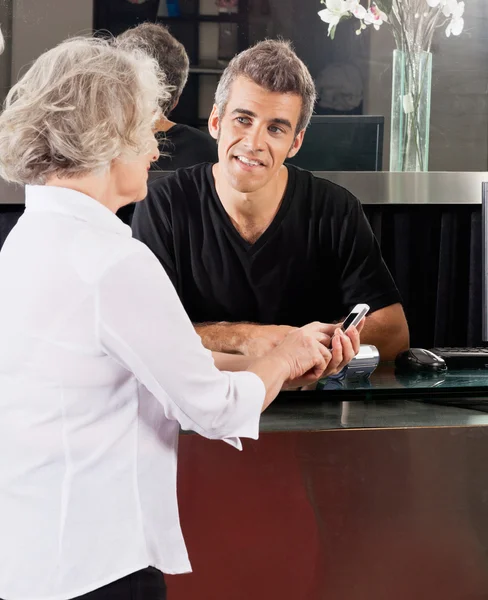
[0,185,265,600]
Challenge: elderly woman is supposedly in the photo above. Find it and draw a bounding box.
[0,38,361,600]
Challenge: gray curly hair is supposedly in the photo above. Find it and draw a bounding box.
[215,39,316,134]
[0,36,169,185]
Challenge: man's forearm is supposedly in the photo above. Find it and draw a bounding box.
[361,327,409,361]
[195,322,297,356]
[360,304,410,361]
[195,322,256,353]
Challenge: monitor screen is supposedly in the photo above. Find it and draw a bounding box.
[482,182,488,342]
[286,115,384,172]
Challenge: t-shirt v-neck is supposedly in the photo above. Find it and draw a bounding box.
[132,162,401,327]
[204,163,296,255]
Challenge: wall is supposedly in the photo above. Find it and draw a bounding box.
[11,0,92,84]
[364,0,488,171]
[0,1,12,104]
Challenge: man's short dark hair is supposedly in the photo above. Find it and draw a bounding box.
[215,39,317,134]
[117,22,189,113]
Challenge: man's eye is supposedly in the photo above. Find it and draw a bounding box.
[269,126,283,134]
[237,116,250,124]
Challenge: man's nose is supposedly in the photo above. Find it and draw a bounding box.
[244,125,266,153]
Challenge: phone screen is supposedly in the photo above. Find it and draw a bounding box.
[342,310,360,331]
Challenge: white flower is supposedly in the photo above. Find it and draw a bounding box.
[318,0,359,36]
[318,0,356,22]
[353,4,367,19]
[446,17,464,35]
[318,2,344,35]
[442,0,458,16]
[424,0,454,9]
[445,1,464,36]
[318,9,340,36]
[319,0,465,41]
[363,4,387,30]
[422,0,465,36]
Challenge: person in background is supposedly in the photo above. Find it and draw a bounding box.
[0,37,362,600]
[132,39,410,361]
[116,22,218,171]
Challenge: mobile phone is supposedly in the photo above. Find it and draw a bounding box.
[341,303,370,332]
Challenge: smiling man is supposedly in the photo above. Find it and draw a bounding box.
[132,39,409,361]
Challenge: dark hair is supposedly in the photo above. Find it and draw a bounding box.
[117,22,189,113]
[215,39,316,133]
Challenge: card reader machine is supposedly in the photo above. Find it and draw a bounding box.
[316,344,380,390]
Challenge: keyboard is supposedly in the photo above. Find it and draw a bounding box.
[430,347,488,370]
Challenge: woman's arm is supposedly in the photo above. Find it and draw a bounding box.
[96,249,358,442]
[211,351,253,371]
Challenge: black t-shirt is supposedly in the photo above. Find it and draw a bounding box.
[132,163,401,326]
[155,124,218,171]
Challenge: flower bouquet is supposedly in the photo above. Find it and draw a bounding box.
[318,0,465,171]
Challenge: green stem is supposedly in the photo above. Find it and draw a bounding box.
[393,0,435,171]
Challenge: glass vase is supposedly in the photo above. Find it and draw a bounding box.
[389,49,432,172]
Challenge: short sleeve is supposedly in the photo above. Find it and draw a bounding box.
[334,190,402,314]
[132,180,178,289]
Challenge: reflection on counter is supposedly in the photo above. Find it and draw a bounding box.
[270,364,488,432]
[309,363,488,394]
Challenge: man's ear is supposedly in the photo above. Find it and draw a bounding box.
[287,129,305,159]
[208,104,220,141]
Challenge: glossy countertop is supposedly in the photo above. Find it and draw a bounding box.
[259,364,488,433]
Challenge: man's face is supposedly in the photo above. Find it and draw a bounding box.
[209,76,305,194]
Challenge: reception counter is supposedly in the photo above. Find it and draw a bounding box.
[169,366,488,600]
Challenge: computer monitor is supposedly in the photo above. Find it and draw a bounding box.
[482,182,488,341]
[286,115,384,172]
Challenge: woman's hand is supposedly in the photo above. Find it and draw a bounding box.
[247,319,365,409]
[282,318,365,388]
[267,321,335,383]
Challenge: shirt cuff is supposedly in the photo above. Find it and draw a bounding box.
[221,371,266,451]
